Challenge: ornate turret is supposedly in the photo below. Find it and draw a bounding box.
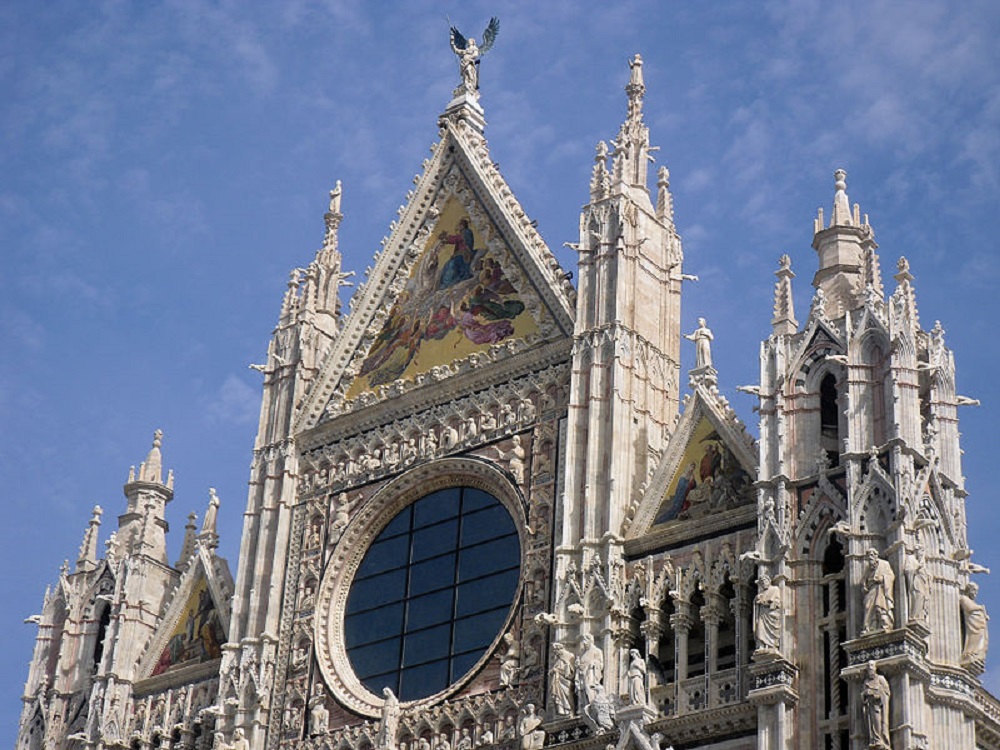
[811,169,878,317]
[120,429,173,564]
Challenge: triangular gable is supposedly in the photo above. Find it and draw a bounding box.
[136,547,232,683]
[344,195,541,397]
[296,115,576,431]
[629,387,758,537]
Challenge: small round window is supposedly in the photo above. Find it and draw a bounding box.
[343,486,520,701]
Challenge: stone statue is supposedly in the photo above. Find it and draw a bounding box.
[518,704,545,750]
[548,643,575,716]
[626,649,647,706]
[231,728,250,750]
[960,582,989,664]
[684,318,714,370]
[214,732,231,750]
[905,545,929,623]
[377,688,400,750]
[863,548,895,633]
[861,662,891,750]
[583,685,615,732]
[456,727,473,750]
[308,687,329,737]
[753,574,782,653]
[202,488,220,536]
[499,715,516,741]
[435,732,451,750]
[448,18,499,93]
[478,724,494,747]
[499,632,520,686]
[575,633,605,708]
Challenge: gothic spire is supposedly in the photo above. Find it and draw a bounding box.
[75,505,102,572]
[772,254,798,335]
[176,511,198,571]
[611,54,654,202]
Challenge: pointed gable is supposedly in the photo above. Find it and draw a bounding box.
[629,386,757,538]
[295,113,576,431]
[135,548,231,685]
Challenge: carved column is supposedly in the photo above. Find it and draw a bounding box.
[670,605,693,683]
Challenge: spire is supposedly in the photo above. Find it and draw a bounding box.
[590,141,610,202]
[138,429,164,484]
[176,511,198,571]
[75,505,103,572]
[611,54,654,203]
[772,255,798,335]
[656,165,674,225]
[891,256,920,329]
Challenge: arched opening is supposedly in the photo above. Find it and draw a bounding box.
[820,374,841,467]
[819,537,848,750]
[687,589,706,678]
[716,576,737,672]
[93,604,112,673]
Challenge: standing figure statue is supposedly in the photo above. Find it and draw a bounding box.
[575,633,605,708]
[377,688,400,750]
[960,582,990,665]
[753,574,782,654]
[626,649,647,706]
[685,318,714,370]
[449,17,500,93]
[518,704,545,750]
[499,632,520,687]
[548,643,575,716]
[905,545,930,623]
[862,549,896,634]
[861,662,891,750]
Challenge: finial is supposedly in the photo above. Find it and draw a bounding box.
[138,429,164,484]
[76,505,104,572]
[830,168,852,226]
[656,165,673,222]
[772,255,798,335]
[590,141,611,201]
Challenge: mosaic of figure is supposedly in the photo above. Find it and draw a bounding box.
[151,577,224,676]
[654,418,752,524]
[350,201,536,394]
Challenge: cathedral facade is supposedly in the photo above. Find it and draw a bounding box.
[17,47,1000,750]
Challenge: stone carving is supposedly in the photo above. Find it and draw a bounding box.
[231,727,250,750]
[456,727,473,750]
[518,704,545,750]
[863,549,895,634]
[448,18,499,94]
[684,318,714,370]
[377,688,400,750]
[960,582,989,665]
[575,633,605,708]
[862,662,891,750]
[309,686,329,737]
[904,546,929,623]
[499,632,519,686]
[435,731,451,750]
[626,649,647,706]
[548,643,575,716]
[499,715,516,741]
[753,574,782,655]
[495,435,527,485]
[477,725,494,746]
[583,685,615,732]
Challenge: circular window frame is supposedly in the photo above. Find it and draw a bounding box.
[314,457,526,716]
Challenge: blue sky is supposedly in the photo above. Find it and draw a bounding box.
[3,1,1000,741]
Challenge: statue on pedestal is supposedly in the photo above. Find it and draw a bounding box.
[863,549,895,633]
[861,662,891,750]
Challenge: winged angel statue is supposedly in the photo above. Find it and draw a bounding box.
[449,17,499,93]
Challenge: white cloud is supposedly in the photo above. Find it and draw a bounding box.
[205,374,260,426]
